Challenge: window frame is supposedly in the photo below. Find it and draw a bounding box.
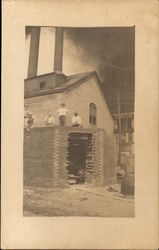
[40,81,46,90]
[89,103,97,126]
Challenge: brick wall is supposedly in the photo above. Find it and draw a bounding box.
[24,126,116,188]
[25,77,114,136]
[93,129,116,186]
[24,127,68,188]
[103,133,117,185]
[24,127,54,187]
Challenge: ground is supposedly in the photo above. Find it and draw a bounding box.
[23,185,134,217]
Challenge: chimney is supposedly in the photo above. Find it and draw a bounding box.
[54,28,64,73]
[27,27,40,78]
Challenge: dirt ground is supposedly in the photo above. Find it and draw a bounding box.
[23,185,134,217]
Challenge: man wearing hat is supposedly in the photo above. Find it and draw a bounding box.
[56,103,70,126]
[72,112,82,127]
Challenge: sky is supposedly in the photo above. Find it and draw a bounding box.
[25,26,135,113]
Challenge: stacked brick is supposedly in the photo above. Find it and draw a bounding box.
[52,127,69,187]
[24,127,69,188]
[56,127,69,187]
[24,126,116,188]
[93,129,105,186]
[103,134,117,185]
[52,127,60,187]
[92,129,117,186]
[85,133,95,184]
[24,127,54,188]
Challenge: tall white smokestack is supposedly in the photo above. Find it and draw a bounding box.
[54,28,64,73]
[27,27,40,78]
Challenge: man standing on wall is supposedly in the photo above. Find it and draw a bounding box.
[72,112,82,127]
[56,103,70,126]
[44,111,55,126]
[24,104,30,128]
[26,112,34,132]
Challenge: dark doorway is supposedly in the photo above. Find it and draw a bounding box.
[67,132,93,185]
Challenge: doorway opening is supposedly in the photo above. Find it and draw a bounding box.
[67,132,93,185]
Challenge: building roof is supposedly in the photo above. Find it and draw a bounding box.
[54,71,95,90]
[25,71,100,98]
[25,71,114,119]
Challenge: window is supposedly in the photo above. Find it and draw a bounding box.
[121,119,127,132]
[127,118,132,130]
[127,118,134,131]
[114,119,119,133]
[89,103,97,125]
[40,81,46,89]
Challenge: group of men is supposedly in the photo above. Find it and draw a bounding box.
[45,103,81,127]
[24,103,82,131]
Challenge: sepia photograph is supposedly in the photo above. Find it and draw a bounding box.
[2,0,158,248]
[23,26,135,217]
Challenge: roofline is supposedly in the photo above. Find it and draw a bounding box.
[24,70,114,121]
[64,71,114,121]
[24,71,67,81]
[24,71,95,82]
[24,71,95,99]
[91,71,114,120]
[24,88,64,98]
[24,72,56,81]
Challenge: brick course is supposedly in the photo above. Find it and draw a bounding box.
[24,126,116,188]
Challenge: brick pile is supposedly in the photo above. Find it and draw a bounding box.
[24,126,116,188]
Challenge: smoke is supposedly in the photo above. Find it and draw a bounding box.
[25,26,135,112]
[63,32,100,76]
[64,27,135,112]
[64,27,134,85]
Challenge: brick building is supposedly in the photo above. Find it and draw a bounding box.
[24,27,117,187]
[25,70,114,136]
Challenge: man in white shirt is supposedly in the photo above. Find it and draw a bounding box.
[72,112,82,127]
[56,103,70,126]
[26,112,34,132]
[44,111,55,126]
